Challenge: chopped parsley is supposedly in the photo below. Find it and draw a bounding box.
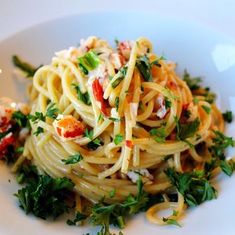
[46,103,59,119]
[165,98,172,109]
[114,38,119,47]
[62,153,83,165]
[87,138,103,150]
[165,168,217,207]
[175,117,200,140]
[16,163,38,185]
[84,128,93,140]
[67,211,88,225]
[182,71,216,104]
[162,218,181,227]
[89,178,148,235]
[15,146,24,154]
[222,111,233,123]
[12,55,42,77]
[28,103,59,136]
[33,126,44,136]
[136,55,164,82]
[72,84,91,105]
[111,66,127,88]
[220,160,235,176]
[109,117,121,122]
[209,130,234,160]
[97,113,104,122]
[136,55,153,81]
[114,134,124,145]
[15,172,74,219]
[28,112,46,136]
[193,97,199,104]
[11,111,29,128]
[204,92,216,104]
[202,105,211,114]
[183,70,202,90]
[109,189,116,198]
[28,112,45,123]
[115,97,119,111]
[149,127,166,143]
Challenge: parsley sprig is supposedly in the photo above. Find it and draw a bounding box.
[136,55,164,81]
[89,178,148,234]
[149,127,166,143]
[15,165,75,219]
[165,168,217,207]
[28,102,59,135]
[174,117,200,141]
[72,84,91,105]
[62,153,83,165]
[222,111,233,123]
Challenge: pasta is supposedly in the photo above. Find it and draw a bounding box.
[1,36,234,232]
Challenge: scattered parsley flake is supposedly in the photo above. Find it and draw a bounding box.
[62,153,83,165]
[85,128,94,140]
[163,218,181,227]
[67,211,88,225]
[114,134,124,145]
[165,168,217,207]
[111,66,127,88]
[46,103,59,119]
[149,127,166,143]
[202,105,211,114]
[183,70,202,90]
[12,111,29,127]
[115,97,119,111]
[33,127,44,136]
[72,84,91,105]
[220,160,235,176]
[109,189,116,198]
[174,116,200,140]
[222,111,233,123]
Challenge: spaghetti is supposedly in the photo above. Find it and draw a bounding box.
[3,36,234,229]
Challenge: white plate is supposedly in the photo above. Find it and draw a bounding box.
[1,11,235,235]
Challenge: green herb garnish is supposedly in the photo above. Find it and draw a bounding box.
[202,105,211,114]
[114,134,123,145]
[109,189,116,198]
[72,84,91,105]
[46,103,59,119]
[33,127,44,136]
[150,127,166,143]
[67,211,88,225]
[163,218,181,227]
[165,168,217,207]
[15,174,74,219]
[62,153,83,165]
[111,66,127,88]
[136,55,164,82]
[220,160,235,176]
[12,111,29,127]
[85,128,93,140]
[115,97,119,111]
[222,111,233,123]
[183,70,202,90]
[175,117,200,140]
[87,138,103,150]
